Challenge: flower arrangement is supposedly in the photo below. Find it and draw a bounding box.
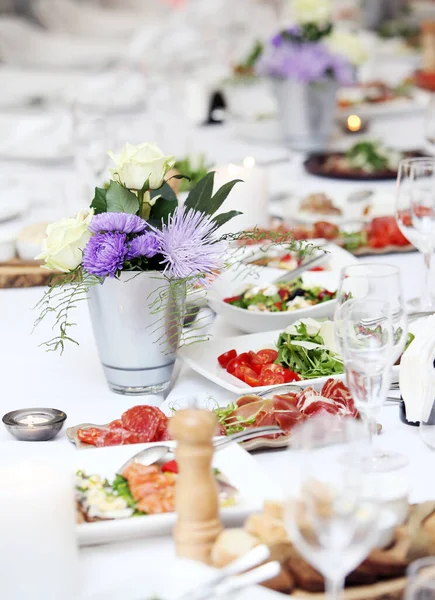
[35,141,307,353]
[257,0,367,85]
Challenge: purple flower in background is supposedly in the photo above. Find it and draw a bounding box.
[257,38,353,85]
[89,212,147,235]
[126,232,160,260]
[154,207,226,281]
[83,232,127,277]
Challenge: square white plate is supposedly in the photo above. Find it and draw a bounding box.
[178,327,401,395]
[83,557,284,600]
[76,442,281,546]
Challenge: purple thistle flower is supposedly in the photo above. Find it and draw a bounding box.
[82,232,128,278]
[89,212,147,234]
[126,232,160,260]
[257,38,354,85]
[153,207,226,281]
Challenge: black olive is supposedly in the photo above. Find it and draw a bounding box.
[289,288,305,300]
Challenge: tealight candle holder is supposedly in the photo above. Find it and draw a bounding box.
[342,114,368,135]
[2,408,67,441]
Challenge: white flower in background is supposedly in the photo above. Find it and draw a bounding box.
[108,142,176,190]
[291,0,333,25]
[36,209,94,273]
[325,30,368,66]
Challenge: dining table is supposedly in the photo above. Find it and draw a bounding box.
[0,91,434,598]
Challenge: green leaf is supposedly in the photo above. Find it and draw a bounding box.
[184,171,215,213]
[149,198,177,226]
[212,210,242,230]
[150,182,177,204]
[106,181,139,214]
[90,187,107,214]
[208,179,243,217]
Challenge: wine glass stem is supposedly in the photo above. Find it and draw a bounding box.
[325,577,344,600]
[421,251,433,310]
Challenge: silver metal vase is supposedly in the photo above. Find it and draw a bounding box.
[87,271,186,396]
[273,78,338,152]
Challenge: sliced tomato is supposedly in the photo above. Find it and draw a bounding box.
[161,460,178,474]
[218,349,237,368]
[256,349,278,364]
[235,364,260,386]
[278,288,289,301]
[309,266,325,272]
[283,370,301,383]
[259,372,285,386]
[261,363,286,376]
[226,353,251,375]
[223,295,243,304]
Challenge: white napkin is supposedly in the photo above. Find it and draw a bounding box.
[399,316,435,423]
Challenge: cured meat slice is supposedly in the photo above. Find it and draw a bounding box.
[273,393,300,410]
[121,406,160,440]
[274,406,304,434]
[226,400,273,424]
[321,379,358,417]
[122,463,176,515]
[95,429,123,447]
[254,410,280,438]
[302,400,341,417]
[77,427,105,446]
[296,387,319,412]
[236,395,264,407]
[107,419,123,430]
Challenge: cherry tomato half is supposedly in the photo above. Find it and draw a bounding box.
[235,364,260,387]
[226,353,251,375]
[256,349,278,364]
[217,349,237,368]
[161,460,178,474]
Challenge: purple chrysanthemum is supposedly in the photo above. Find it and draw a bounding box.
[126,232,160,260]
[82,232,128,277]
[257,38,353,85]
[153,207,226,281]
[89,212,147,234]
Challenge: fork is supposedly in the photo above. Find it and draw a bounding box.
[360,310,434,328]
[117,425,282,474]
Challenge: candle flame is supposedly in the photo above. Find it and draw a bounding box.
[243,156,256,169]
[347,115,362,133]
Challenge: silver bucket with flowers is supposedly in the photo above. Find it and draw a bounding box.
[35,142,244,396]
[256,10,366,152]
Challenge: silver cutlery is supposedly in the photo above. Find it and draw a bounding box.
[360,310,434,328]
[176,545,278,600]
[272,253,329,284]
[117,425,282,474]
[256,383,303,398]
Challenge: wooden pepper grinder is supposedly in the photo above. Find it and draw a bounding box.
[169,409,222,564]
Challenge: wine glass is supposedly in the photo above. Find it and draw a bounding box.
[283,415,380,600]
[406,557,435,599]
[338,298,408,470]
[334,263,408,364]
[396,158,435,311]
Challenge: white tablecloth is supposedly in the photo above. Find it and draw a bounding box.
[0,105,433,597]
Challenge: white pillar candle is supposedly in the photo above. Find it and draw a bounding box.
[0,461,79,600]
[213,158,269,236]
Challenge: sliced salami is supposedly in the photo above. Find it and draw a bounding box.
[121,406,160,439]
[95,429,123,447]
[107,419,123,430]
[77,427,105,446]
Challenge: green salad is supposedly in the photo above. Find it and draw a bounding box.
[344,141,403,173]
[276,320,344,379]
[223,278,336,313]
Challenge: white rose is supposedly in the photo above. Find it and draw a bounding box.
[292,0,333,25]
[108,142,176,190]
[325,30,368,66]
[36,209,94,273]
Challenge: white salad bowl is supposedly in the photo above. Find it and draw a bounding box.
[208,271,338,334]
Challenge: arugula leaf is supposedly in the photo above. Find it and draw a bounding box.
[276,322,344,379]
[112,475,143,516]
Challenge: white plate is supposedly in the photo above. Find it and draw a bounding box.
[85,557,283,600]
[208,271,338,334]
[337,88,427,119]
[178,326,402,395]
[76,442,281,546]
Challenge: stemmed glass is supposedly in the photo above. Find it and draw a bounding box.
[337,298,408,469]
[283,415,380,600]
[424,95,435,155]
[396,158,435,311]
[335,264,408,364]
[405,557,435,599]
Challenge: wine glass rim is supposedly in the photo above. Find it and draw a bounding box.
[399,157,435,166]
[340,263,400,278]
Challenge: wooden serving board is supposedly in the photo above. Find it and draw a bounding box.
[292,577,406,599]
[0,259,56,289]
